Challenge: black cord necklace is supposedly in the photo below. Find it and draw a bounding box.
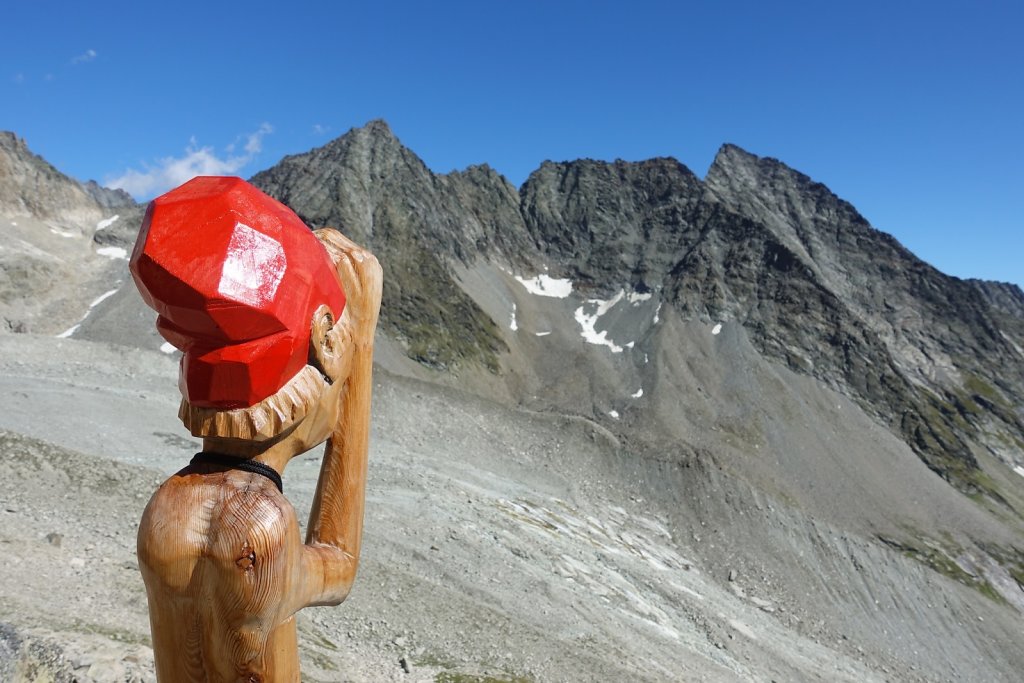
[190,451,283,493]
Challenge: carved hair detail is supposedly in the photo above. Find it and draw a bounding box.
[179,365,329,440]
[313,227,346,260]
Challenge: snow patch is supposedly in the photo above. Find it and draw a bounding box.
[1014,465,1024,478]
[54,287,120,339]
[510,303,518,331]
[89,289,118,309]
[632,388,643,399]
[515,274,573,298]
[10,221,17,226]
[50,227,77,238]
[712,323,722,335]
[95,215,120,231]
[609,410,620,419]
[653,302,662,324]
[97,246,127,260]
[627,291,652,304]
[535,331,551,337]
[160,342,177,354]
[574,289,626,353]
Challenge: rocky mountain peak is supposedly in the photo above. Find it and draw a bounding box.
[81,180,135,211]
[4,123,1024,683]
[521,156,704,289]
[314,119,410,169]
[251,121,519,371]
[0,131,105,223]
[0,131,26,153]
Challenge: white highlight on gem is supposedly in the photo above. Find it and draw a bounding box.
[515,274,573,298]
[160,342,177,354]
[510,303,518,331]
[712,323,722,335]
[97,246,127,259]
[95,215,120,231]
[218,222,285,306]
[632,388,644,398]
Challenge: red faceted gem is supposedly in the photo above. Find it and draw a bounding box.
[130,176,345,409]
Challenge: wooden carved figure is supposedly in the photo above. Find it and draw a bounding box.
[129,176,382,682]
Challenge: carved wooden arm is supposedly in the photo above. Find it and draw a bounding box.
[304,229,382,606]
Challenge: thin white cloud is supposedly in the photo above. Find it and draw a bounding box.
[244,122,272,154]
[13,73,25,84]
[71,49,97,65]
[312,123,331,136]
[106,123,274,200]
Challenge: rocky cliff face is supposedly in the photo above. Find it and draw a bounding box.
[0,132,136,333]
[4,122,1024,681]
[251,121,518,371]
[252,122,1024,502]
[0,132,108,225]
[694,145,1024,495]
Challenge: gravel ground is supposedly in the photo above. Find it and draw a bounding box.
[1,334,1023,682]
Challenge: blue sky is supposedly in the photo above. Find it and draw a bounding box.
[3,1,1022,287]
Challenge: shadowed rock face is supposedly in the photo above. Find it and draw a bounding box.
[520,157,705,289]
[688,145,1024,493]
[250,123,1023,498]
[251,121,516,371]
[0,132,139,334]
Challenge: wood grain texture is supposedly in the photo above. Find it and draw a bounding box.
[137,232,382,682]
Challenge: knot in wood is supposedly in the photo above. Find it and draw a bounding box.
[236,545,257,571]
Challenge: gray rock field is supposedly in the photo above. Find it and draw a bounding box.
[1,124,1022,682]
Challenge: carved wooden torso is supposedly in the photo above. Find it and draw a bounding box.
[138,468,304,682]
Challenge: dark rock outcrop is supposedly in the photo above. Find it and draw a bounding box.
[81,180,134,211]
[521,157,704,290]
[5,120,1017,501]
[251,121,518,371]
[251,123,1022,499]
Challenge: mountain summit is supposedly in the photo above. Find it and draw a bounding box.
[3,122,1024,681]
[250,123,1024,504]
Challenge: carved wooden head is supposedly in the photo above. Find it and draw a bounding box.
[130,177,345,410]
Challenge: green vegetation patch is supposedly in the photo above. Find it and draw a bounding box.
[962,372,1010,408]
[380,243,507,373]
[877,535,1007,605]
[435,674,532,683]
[414,652,533,683]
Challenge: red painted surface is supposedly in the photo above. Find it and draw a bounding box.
[130,176,345,409]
